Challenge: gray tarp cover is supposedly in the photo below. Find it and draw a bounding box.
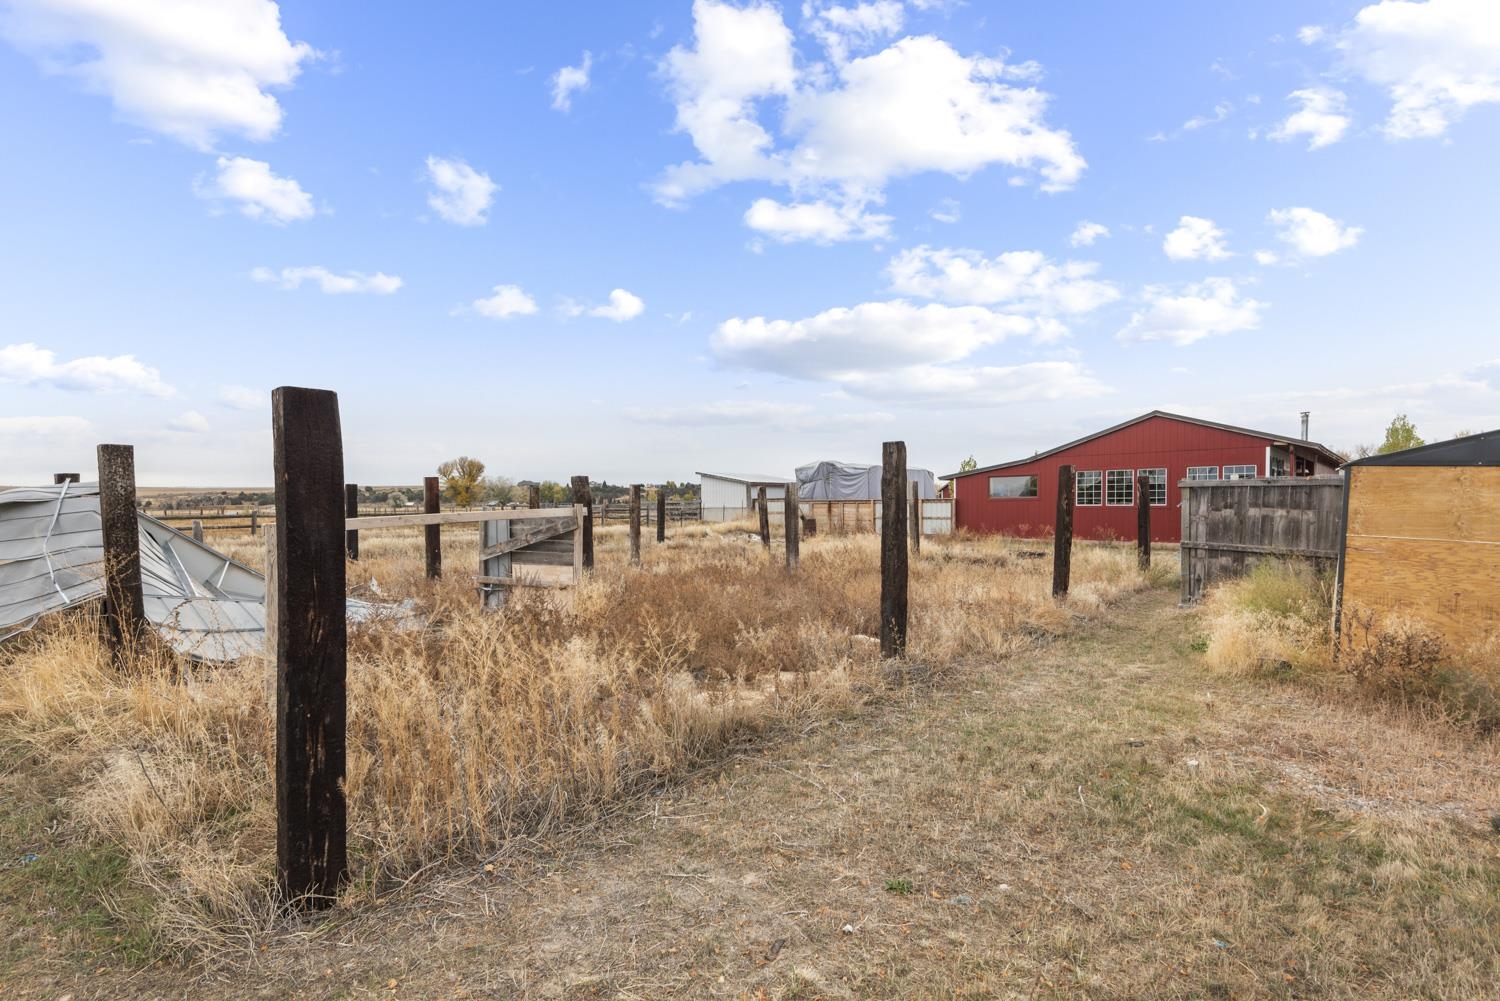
[0,483,407,662]
[795,461,937,501]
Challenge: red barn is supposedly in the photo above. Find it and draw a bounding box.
[944,411,1344,542]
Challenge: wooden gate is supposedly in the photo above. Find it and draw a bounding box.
[478,505,585,607]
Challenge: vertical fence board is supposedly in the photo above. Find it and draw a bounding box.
[657,490,666,543]
[271,386,347,908]
[1053,464,1074,598]
[629,484,642,565]
[345,483,359,561]
[424,476,441,580]
[1136,473,1151,571]
[784,491,800,570]
[757,487,770,548]
[96,444,145,660]
[880,441,908,659]
[910,481,921,555]
[571,476,594,570]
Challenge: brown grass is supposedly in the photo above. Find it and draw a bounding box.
[0,523,1156,962]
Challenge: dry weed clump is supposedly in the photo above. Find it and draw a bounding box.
[0,525,1156,957]
[1201,560,1336,678]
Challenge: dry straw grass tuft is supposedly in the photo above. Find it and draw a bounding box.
[0,523,1156,957]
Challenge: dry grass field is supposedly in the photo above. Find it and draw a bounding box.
[3,525,1499,999]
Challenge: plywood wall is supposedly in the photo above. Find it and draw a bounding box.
[1341,465,1500,649]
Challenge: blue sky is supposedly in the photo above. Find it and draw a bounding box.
[2,0,1498,486]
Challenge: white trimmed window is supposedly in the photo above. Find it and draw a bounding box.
[1105,469,1134,506]
[1186,466,1219,481]
[1137,468,1167,506]
[989,474,1038,499]
[1224,464,1256,479]
[1076,470,1102,506]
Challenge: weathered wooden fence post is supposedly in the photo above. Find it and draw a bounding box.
[656,489,666,543]
[1136,473,1151,571]
[96,444,145,661]
[53,472,80,484]
[528,484,541,510]
[270,386,347,908]
[344,484,359,561]
[880,441,908,659]
[784,489,799,570]
[629,484,643,565]
[191,519,204,543]
[250,509,259,536]
[570,476,594,570]
[1052,464,1074,599]
[757,486,771,548]
[424,475,441,580]
[910,480,921,555]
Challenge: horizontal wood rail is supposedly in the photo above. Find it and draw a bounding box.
[345,507,563,530]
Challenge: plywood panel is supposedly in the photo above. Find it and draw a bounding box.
[1346,466,1500,542]
[1341,536,1500,650]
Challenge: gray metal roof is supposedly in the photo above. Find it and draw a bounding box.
[1342,428,1500,467]
[1,483,411,662]
[694,471,795,485]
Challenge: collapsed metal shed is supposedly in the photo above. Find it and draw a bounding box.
[0,482,401,661]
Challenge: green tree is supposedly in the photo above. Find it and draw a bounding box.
[1376,414,1425,455]
[958,455,978,472]
[437,456,486,507]
[538,480,568,504]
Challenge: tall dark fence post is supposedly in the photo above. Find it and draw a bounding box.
[271,386,347,908]
[1136,473,1151,571]
[528,484,540,510]
[1053,465,1074,598]
[424,476,441,580]
[250,509,259,536]
[191,519,204,543]
[344,483,359,561]
[96,444,145,661]
[53,472,80,484]
[757,486,771,548]
[571,475,594,570]
[656,489,666,543]
[880,441,908,659]
[909,480,921,555]
[784,490,800,570]
[629,484,642,565]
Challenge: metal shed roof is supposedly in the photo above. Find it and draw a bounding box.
[694,471,795,485]
[1341,428,1500,467]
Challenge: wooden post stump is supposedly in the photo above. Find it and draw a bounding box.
[191,519,204,543]
[53,472,80,484]
[880,441,908,659]
[250,509,259,536]
[528,484,541,510]
[1053,465,1075,599]
[656,489,666,543]
[910,480,921,555]
[570,476,594,570]
[344,484,359,561]
[424,476,441,580]
[784,490,799,570]
[1136,473,1151,571]
[629,484,642,565]
[271,386,347,908]
[757,487,771,548]
[96,444,145,662]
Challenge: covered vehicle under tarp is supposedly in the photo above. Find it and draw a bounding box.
[795,460,938,501]
[0,482,410,662]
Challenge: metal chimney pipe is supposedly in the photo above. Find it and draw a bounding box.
[1299,411,1310,441]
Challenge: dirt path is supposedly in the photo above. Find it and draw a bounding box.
[23,587,1500,999]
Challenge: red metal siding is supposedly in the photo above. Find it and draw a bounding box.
[953,415,1278,542]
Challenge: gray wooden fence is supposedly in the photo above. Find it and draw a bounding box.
[1179,476,1344,603]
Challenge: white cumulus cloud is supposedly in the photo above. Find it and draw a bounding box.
[551,51,592,111]
[1070,221,1110,247]
[1268,207,1363,257]
[1268,87,1351,149]
[655,1,1083,238]
[217,385,266,410]
[589,289,645,322]
[0,342,173,396]
[886,246,1119,317]
[1163,216,1231,261]
[472,284,539,319]
[0,0,317,149]
[251,266,402,294]
[1118,278,1265,346]
[743,197,891,243]
[168,410,210,433]
[196,156,314,223]
[424,155,497,226]
[1334,0,1500,140]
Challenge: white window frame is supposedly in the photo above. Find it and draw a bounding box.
[1105,469,1134,506]
[988,474,1038,499]
[1186,465,1219,481]
[1136,467,1168,506]
[1224,464,1256,479]
[1075,470,1102,506]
